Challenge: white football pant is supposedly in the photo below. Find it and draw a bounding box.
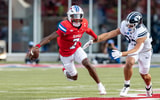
[127,45,152,74]
[60,47,87,76]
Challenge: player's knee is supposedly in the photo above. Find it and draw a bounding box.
[141,73,151,81]
[125,62,134,69]
[82,58,90,67]
[125,58,135,68]
[82,58,96,74]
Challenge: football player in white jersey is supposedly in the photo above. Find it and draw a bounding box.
[83,11,153,97]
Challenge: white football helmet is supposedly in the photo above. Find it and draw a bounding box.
[126,11,143,32]
[67,5,84,27]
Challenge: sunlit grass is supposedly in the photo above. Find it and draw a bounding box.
[0,67,159,100]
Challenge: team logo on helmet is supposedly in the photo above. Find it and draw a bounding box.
[126,11,143,33]
[67,5,84,27]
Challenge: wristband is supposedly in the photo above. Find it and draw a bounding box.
[35,44,41,48]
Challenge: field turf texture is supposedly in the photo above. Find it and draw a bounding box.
[0,65,159,100]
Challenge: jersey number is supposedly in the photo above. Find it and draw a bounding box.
[70,38,80,49]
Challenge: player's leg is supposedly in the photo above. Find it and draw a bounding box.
[82,58,100,83]
[120,56,136,97]
[74,47,106,95]
[124,57,135,81]
[138,51,152,97]
[60,55,78,81]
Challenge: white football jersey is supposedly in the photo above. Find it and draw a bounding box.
[120,20,152,52]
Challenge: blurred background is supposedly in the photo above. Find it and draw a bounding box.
[0,0,160,63]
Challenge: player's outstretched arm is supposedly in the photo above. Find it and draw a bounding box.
[83,28,120,50]
[38,31,59,47]
[29,31,59,60]
[94,28,121,43]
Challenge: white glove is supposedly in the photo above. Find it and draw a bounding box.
[82,40,93,50]
[111,50,122,59]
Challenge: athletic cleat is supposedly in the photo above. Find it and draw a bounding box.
[98,84,107,95]
[120,84,130,97]
[146,86,153,97]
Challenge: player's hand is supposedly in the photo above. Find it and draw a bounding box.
[93,37,99,43]
[112,50,122,59]
[29,47,39,60]
[82,40,93,50]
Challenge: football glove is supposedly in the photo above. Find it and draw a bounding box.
[82,40,93,50]
[112,50,122,59]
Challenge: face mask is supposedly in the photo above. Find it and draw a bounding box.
[71,14,83,27]
[72,22,81,27]
[71,19,82,27]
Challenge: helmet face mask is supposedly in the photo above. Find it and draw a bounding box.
[67,5,84,27]
[126,21,137,32]
[126,11,142,32]
[70,14,83,27]
[70,14,83,20]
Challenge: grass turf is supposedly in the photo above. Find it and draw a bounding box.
[0,67,159,100]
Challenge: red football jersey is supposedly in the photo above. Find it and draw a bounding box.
[56,18,97,57]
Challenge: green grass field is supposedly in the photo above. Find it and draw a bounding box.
[0,67,159,100]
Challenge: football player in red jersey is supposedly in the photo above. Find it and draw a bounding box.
[30,5,106,95]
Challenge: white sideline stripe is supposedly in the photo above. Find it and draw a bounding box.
[138,99,160,100]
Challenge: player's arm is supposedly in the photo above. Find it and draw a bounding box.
[29,31,59,60]
[112,37,147,59]
[94,28,121,43]
[122,37,146,56]
[37,31,59,47]
[82,28,98,49]
[86,28,98,40]
[83,28,121,50]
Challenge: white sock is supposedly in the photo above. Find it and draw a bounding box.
[98,82,103,87]
[124,80,130,85]
[63,70,67,76]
